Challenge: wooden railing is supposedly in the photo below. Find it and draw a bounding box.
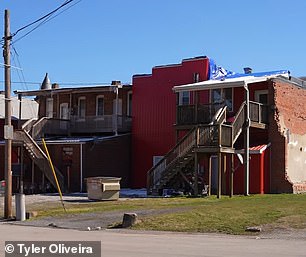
[147,128,197,191]
[70,115,132,134]
[176,103,219,125]
[148,101,270,192]
[147,122,234,192]
[232,103,245,144]
[177,101,269,127]
[26,115,132,139]
[31,117,70,139]
[250,101,268,124]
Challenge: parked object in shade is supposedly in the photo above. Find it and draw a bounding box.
[86,177,121,200]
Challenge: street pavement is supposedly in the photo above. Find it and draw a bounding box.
[0,223,305,257]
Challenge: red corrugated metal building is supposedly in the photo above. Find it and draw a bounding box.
[131,57,210,188]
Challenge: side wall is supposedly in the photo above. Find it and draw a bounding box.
[83,134,131,189]
[269,79,306,193]
[131,57,209,188]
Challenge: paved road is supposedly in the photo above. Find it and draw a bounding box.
[0,224,305,257]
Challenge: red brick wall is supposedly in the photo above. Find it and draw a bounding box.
[268,79,306,193]
[37,87,131,118]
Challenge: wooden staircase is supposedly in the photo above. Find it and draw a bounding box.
[147,101,267,195]
[14,129,65,191]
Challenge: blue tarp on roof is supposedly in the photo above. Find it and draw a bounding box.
[208,58,290,80]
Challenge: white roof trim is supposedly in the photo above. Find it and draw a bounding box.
[173,74,289,92]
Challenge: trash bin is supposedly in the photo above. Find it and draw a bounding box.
[86,177,121,201]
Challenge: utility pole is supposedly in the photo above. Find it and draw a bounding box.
[4,9,13,219]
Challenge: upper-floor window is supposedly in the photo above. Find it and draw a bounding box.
[78,97,86,118]
[255,90,268,104]
[60,103,69,119]
[96,96,104,116]
[193,73,200,83]
[178,91,190,106]
[46,98,53,118]
[211,88,233,112]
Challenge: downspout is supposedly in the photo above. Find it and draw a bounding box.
[244,82,250,196]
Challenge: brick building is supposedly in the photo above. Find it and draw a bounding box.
[14,76,132,193]
[147,68,306,196]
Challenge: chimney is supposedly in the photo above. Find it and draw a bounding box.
[52,83,59,89]
[111,80,121,86]
[243,67,252,74]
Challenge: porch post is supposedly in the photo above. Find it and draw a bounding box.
[208,155,212,196]
[244,82,250,196]
[217,123,222,198]
[194,152,198,196]
[222,154,227,195]
[194,91,199,124]
[217,152,222,199]
[230,154,234,197]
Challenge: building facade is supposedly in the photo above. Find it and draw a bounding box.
[132,56,210,188]
[147,69,306,196]
[14,79,132,193]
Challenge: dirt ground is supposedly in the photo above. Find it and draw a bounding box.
[1,193,306,240]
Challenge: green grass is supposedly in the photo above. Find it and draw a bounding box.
[28,194,306,234]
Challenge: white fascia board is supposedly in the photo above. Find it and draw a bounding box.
[173,75,285,93]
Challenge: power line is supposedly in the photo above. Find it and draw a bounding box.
[12,0,83,44]
[11,0,74,38]
[0,0,82,45]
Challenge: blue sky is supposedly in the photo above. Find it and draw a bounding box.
[1,0,306,92]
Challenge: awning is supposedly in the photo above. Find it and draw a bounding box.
[236,143,271,155]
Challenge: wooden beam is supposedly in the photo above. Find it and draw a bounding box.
[217,152,222,199]
[208,155,212,196]
[230,154,234,197]
[222,154,227,195]
[194,152,198,196]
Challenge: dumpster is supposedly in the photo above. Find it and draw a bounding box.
[86,177,121,200]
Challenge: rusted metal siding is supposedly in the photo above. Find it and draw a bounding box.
[131,57,210,188]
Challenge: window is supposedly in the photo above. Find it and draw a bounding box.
[78,97,86,118]
[60,103,69,119]
[255,90,268,104]
[211,88,233,111]
[178,91,190,106]
[127,91,132,116]
[193,73,200,83]
[96,96,104,116]
[46,98,53,118]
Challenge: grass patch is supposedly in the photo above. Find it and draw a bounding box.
[27,194,306,234]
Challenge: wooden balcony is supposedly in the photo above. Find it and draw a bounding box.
[176,104,215,126]
[70,115,131,134]
[29,115,132,139]
[176,101,269,128]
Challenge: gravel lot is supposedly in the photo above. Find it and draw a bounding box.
[0,192,174,231]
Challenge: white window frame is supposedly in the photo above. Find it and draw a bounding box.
[78,97,86,119]
[96,95,104,118]
[255,90,268,104]
[178,91,190,106]
[59,102,69,120]
[46,98,54,118]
